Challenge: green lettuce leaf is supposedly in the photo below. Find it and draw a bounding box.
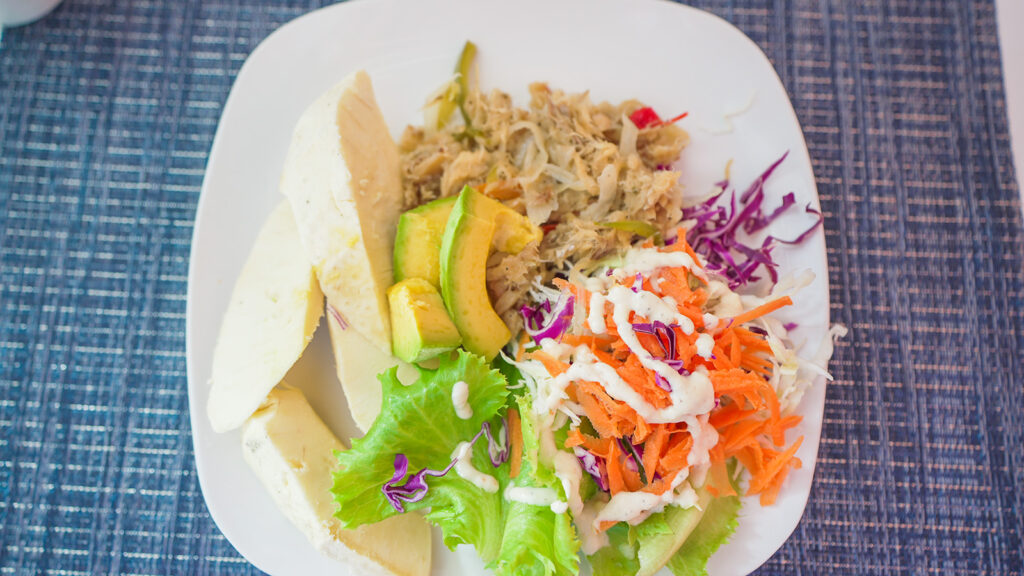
[331,350,508,555]
[492,395,579,575]
[330,351,579,575]
[666,494,741,576]
[586,486,737,576]
[589,523,640,576]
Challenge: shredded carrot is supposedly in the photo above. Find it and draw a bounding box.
[641,425,667,476]
[577,386,619,438]
[523,235,804,519]
[729,330,743,366]
[565,428,586,448]
[528,350,569,378]
[707,457,737,497]
[561,334,612,350]
[730,296,793,326]
[605,441,627,495]
[657,434,693,476]
[709,403,758,429]
[633,417,653,443]
[508,409,522,479]
[622,461,644,492]
[748,437,803,495]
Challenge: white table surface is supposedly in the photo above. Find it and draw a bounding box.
[997,0,1024,199]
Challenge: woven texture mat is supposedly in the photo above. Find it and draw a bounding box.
[1,0,1022,574]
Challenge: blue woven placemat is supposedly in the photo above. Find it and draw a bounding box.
[1,0,1022,574]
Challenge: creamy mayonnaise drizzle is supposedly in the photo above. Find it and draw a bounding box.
[530,339,576,416]
[576,499,610,555]
[594,471,699,527]
[451,441,498,493]
[615,247,706,281]
[596,491,663,525]
[588,292,607,335]
[685,414,720,470]
[504,484,560,507]
[553,450,584,515]
[451,381,472,420]
[554,345,713,424]
[695,333,716,359]
[707,280,744,317]
[702,312,719,331]
[606,285,695,334]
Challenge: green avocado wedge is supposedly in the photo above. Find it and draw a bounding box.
[636,489,713,576]
[439,186,541,360]
[387,277,462,363]
[393,195,457,288]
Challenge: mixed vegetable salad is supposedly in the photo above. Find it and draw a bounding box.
[325,43,838,575]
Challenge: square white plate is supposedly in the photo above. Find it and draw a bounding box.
[186,0,832,574]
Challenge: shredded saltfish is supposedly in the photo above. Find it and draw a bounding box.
[399,82,689,333]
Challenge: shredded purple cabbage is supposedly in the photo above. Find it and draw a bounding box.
[632,321,678,360]
[653,372,672,392]
[618,438,648,484]
[574,447,609,492]
[663,358,689,374]
[382,454,455,512]
[382,418,508,512]
[481,420,509,467]
[632,321,693,391]
[521,294,576,342]
[682,152,823,289]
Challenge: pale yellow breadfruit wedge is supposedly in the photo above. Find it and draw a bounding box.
[280,70,402,354]
[242,385,431,576]
[326,310,420,433]
[207,201,323,433]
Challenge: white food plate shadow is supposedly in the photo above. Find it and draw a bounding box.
[185,0,832,574]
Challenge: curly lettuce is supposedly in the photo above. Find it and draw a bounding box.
[330,350,578,575]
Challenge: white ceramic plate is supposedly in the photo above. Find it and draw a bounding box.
[186,0,831,574]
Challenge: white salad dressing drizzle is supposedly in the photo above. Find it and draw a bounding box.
[537,415,559,466]
[451,381,472,420]
[451,442,498,493]
[606,285,694,334]
[604,284,716,420]
[588,292,607,334]
[615,247,706,281]
[595,471,698,527]
[540,337,574,359]
[554,345,714,424]
[504,484,560,507]
[695,333,716,359]
[672,482,700,509]
[576,498,610,555]
[550,500,569,514]
[707,280,744,317]
[702,312,719,331]
[596,491,663,525]
[686,414,720,470]
[553,450,584,515]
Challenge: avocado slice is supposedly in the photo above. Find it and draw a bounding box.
[635,489,712,576]
[439,186,542,359]
[388,277,462,363]
[393,196,457,288]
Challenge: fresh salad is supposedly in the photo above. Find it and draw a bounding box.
[323,43,838,576]
[206,36,840,576]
